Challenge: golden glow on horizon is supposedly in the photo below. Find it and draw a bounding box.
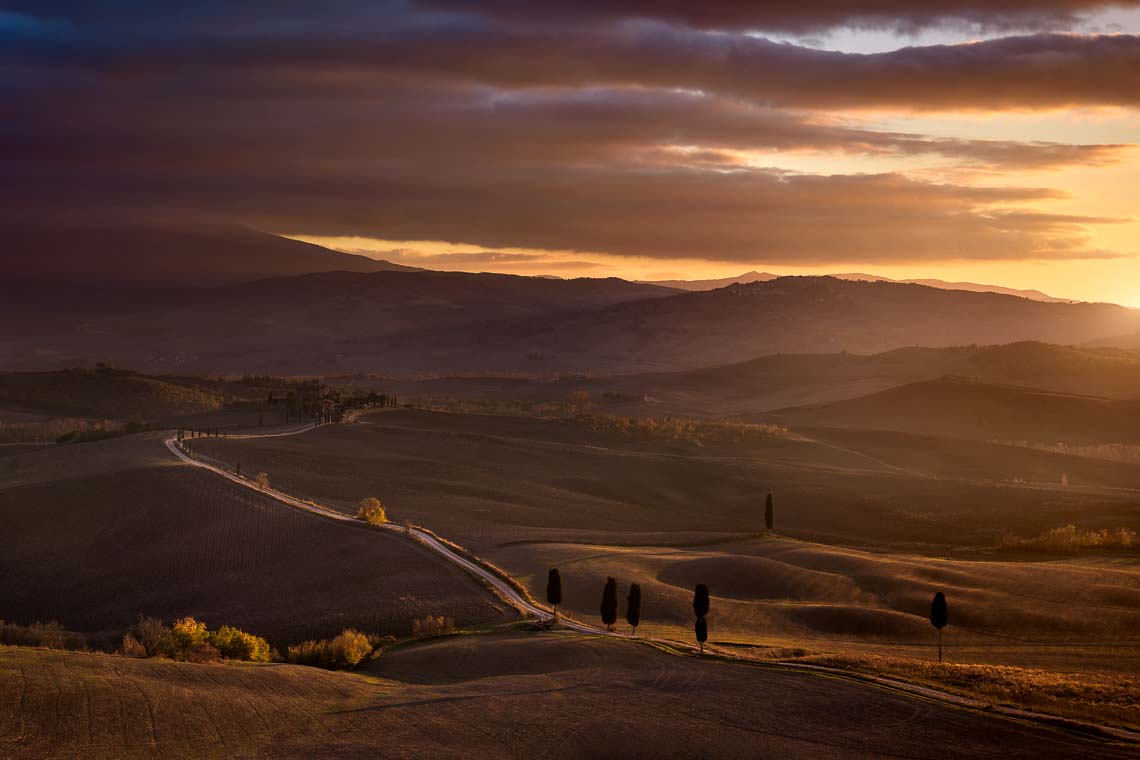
[291,106,1139,307]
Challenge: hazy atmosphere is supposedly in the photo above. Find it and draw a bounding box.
[3,2,1140,758]
[5,1,1140,301]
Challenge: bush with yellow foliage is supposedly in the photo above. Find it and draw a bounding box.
[357,497,387,525]
[286,628,374,669]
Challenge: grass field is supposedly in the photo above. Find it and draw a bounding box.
[193,410,1140,689]
[0,433,513,646]
[194,409,1140,551]
[2,632,1134,759]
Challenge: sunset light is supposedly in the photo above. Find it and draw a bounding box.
[3,3,1140,757]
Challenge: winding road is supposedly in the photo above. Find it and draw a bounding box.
[164,423,1140,748]
[165,430,583,630]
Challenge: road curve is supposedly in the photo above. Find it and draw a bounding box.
[165,432,591,631]
[164,426,1140,747]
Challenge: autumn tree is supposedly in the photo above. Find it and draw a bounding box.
[209,625,271,662]
[600,576,618,631]
[357,497,387,525]
[547,568,563,619]
[765,493,774,532]
[626,583,642,636]
[255,471,269,491]
[930,591,949,662]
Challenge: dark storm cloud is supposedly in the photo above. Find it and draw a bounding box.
[424,0,1140,33]
[1,2,1133,264]
[4,82,1123,173]
[7,8,1140,111]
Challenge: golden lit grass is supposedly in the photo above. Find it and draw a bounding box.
[790,653,1140,731]
[497,538,1140,652]
[4,635,1135,759]
[193,409,1140,668]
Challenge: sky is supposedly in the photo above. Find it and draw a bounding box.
[4,2,1140,304]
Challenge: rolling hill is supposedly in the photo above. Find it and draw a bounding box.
[3,223,418,290]
[4,271,1139,375]
[643,271,1068,302]
[592,341,1140,415]
[5,632,1131,759]
[0,434,512,646]
[0,269,679,373]
[763,376,1140,445]
[390,276,1140,375]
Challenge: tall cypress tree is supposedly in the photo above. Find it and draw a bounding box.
[600,577,618,631]
[693,584,710,654]
[930,592,949,662]
[693,584,710,619]
[764,493,774,531]
[626,583,642,635]
[546,568,563,619]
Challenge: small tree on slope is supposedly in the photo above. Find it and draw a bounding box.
[693,584,710,654]
[695,617,708,655]
[547,568,563,620]
[626,583,642,636]
[600,577,618,631]
[764,493,774,532]
[930,591,949,662]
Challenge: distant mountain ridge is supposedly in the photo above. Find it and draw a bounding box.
[4,223,421,289]
[3,223,1138,375]
[642,271,1069,303]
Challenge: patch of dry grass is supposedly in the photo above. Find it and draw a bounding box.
[795,653,1140,730]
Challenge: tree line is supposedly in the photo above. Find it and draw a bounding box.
[543,491,951,658]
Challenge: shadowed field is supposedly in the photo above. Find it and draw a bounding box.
[1,632,1133,759]
[194,409,1140,550]
[0,434,512,646]
[194,410,1140,679]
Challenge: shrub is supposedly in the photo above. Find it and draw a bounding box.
[255,471,270,490]
[135,615,174,658]
[358,497,387,525]
[209,625,271,662]
[411,615,455,637]
[286,629,374,669]
[171,616,209,651]
[120,633,148,658]
[170,616,220,661]
[1000,525,1137,553]
[0,620,85,651]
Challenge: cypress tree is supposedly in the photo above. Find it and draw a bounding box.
[930,592,949,662]
[693,584,710,653]
[600,577,618,631]
[546,568,563,619]
[693,584,709,619]
[626,583,642,635]
[765,493,774,531]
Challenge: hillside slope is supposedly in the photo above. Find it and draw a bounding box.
[0,435,511,645]
[466,277,1138,373]
[4,275,1139,375]
[593,341,1140,415]
[1,635,1133,759]
[765,376,1140,445]
[3,224,417,290]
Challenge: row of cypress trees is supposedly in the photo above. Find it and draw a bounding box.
[546,568,699,646]
[547,567,951,659]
